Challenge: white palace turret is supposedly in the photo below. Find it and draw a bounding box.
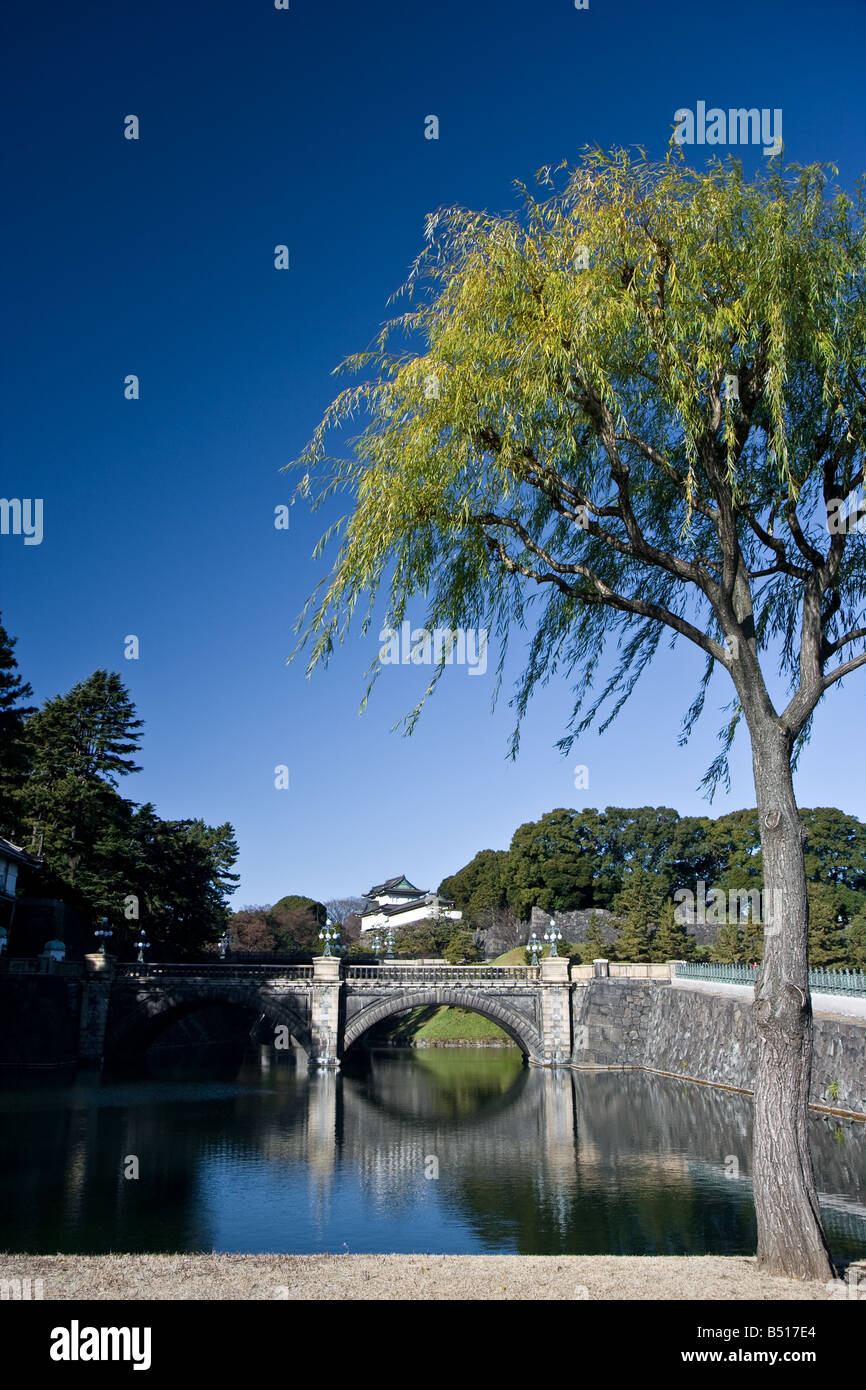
[359,874,462,934]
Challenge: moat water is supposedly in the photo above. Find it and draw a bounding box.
[2,1048,865,1258]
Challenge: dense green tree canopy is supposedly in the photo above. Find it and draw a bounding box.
[128,805,239,959]
[800,806,866,888]
[228,896,328,958]
[20,669,143,896]
[440,803,866,921]
[0,612,35,841]
[1,621,239,957]
[439,848,510,922]
[507,809,598,916]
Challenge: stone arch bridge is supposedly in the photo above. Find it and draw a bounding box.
[97,956,574,1069]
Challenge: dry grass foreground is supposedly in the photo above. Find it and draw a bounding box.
[0,1253,851,1300]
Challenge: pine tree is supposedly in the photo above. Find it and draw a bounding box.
[0,613,36,840]
[741,914,765,964]
[807,883,849,967]
[847,912,866,970]
[709,919,745,964]
[443,929,482,965]
[130,808,240,959]
[20,670,143,897]
[613,916,653,963]
[651,901,696,962]
[577,911,608,963]
[612,871,666,962]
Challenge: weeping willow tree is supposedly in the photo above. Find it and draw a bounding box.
[291,149,866,1281]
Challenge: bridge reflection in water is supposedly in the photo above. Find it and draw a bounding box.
[1,1048,864,1258]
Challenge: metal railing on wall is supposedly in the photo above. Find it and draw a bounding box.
[674,960,866,997]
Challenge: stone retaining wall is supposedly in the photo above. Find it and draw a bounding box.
[529,905,619,944]
[0,976,82,1067]
[572,978,866,1117]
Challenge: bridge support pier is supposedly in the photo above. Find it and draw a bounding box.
[536,956,572,1067]
[311,956,342,1068]
[78,956,115,1066]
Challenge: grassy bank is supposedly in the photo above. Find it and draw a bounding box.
[373,1004,516,1046]
[372,948,533,1046]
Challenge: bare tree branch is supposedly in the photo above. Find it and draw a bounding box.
[822,650,866,690]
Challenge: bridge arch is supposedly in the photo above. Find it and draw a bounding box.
[106,984,313,1063]
[342,988,543,1060]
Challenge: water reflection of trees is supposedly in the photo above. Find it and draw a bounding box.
[337,1061,866,1259]
[0,1056,310,1253]
[341,1048,525,1124]
[2,1049,864,1258]
[436,1072,866,1259]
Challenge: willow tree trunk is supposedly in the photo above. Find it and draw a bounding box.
[751,723,834,1282]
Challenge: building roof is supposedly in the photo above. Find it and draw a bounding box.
[361,893,457,920]
[0,835,42,868]
[362,897,428,919]
[365,874,426,899]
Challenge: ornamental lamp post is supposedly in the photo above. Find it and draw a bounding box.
[370,930,382,963]
[135,931,150,963]
[219,928,231,960]
[527,931,542,967]
[385,927,395,960]
[94,919,113,956]
[319,918,340,958]
[544,919,563,958]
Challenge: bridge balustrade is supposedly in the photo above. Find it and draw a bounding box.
[102,961,543,985]
[114,962,315,981]
[345,964,538,984]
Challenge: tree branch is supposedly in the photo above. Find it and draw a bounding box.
[822,651,866,691]
[822,625,866,658]
[474,514,729,664]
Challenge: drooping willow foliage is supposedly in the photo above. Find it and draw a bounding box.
[290,148,866,792]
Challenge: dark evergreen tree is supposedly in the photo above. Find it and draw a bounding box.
[129,805,239,959]
[15,669,238,956]
[806,883,849,967]
[438,848,510,923]
[847,911,866,970]
[576,911,609,963]
[20,670,142,898]
[709,919,746,964]
[800,808,866,890]
[651,902,697,962]
[443,928,482,964]
[0,613,36,840]
[611,871,666,962]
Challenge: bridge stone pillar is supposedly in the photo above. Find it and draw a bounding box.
[537,956,572,1067]
[311,956,342,1068]
[78,956,116,1066]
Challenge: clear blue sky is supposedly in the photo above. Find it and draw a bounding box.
[2,0,864,908]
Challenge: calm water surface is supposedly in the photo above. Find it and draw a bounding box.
[2,1048,865,1258]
